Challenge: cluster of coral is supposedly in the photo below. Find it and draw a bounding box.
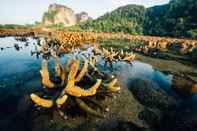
[53,31,96,48]
[0,29,35,37]
[29,37,137,118]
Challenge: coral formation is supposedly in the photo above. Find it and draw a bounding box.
[30,50,121,118]
[102,47,135,65]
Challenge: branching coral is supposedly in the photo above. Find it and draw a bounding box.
[105,78,120,92]
[53,31,96,49]
[31,93,53,108]
[30,55,120,118]
[40,59,55,88]
[102,47,135,65]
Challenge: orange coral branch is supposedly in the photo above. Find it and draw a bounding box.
[30,94,53,108]
[40,60,55,88]
[106,78,120,92]
[56,95,68,108]
[75,58,89,82]
[65,79,102,97]
[68,58,80,80]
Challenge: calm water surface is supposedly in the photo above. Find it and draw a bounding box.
[0,36,196,121]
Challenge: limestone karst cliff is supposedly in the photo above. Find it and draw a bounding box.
[76,12,91,23]
[42,4,90,27]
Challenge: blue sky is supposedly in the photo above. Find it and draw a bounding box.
[0,0,170,24]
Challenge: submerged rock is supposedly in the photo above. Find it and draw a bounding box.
[191,48,197,63]
[160,109,197,131]
[14,43,20,51]
[8,86,148,131]
[138,108,162,128]
[129,78,176,110]
[171,73,197,97]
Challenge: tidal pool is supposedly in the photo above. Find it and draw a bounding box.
[0,36,196,131]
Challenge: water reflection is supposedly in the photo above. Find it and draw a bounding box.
[109,60,174,95]
[0,36,196,110]
[0,37,41,90]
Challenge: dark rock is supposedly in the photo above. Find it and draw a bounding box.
[138,108,161,128]
[160,109,197,131]
[113,121,145,131]
[167,42,182,53]
[147,48,159,57]
[129,78,176,110]
[171,73,197,97]
[191,48,197,63]
[14,43,20,51]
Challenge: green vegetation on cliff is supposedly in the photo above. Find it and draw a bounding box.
[79,0,197,38]
[42,11,57,23]
[81,4,145,35]
[145,0,197,38]
[1,0,196,38]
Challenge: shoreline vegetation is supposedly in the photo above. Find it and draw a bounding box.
[1,0,196,39]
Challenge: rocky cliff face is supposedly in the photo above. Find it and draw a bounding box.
[76,12,91,23]
[42,4,77,27]
[42,4,90,27]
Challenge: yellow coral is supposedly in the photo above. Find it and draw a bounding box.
[75,58,89,82]
[56,95,68,107]
[54,63,66,86]
[191,83,197,93]
[55,64,62,78]
[65,79,102,97]
[122,53,135,62]
[64,57,73,73]
[103,48,118,63]
[40,60,55,88]
[30,94,53,108]
[68,58,80,80]
[89,56,98,71]
[107,78,120,92]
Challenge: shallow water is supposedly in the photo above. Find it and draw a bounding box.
[0,36,195,101]
[0,36,197,130]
